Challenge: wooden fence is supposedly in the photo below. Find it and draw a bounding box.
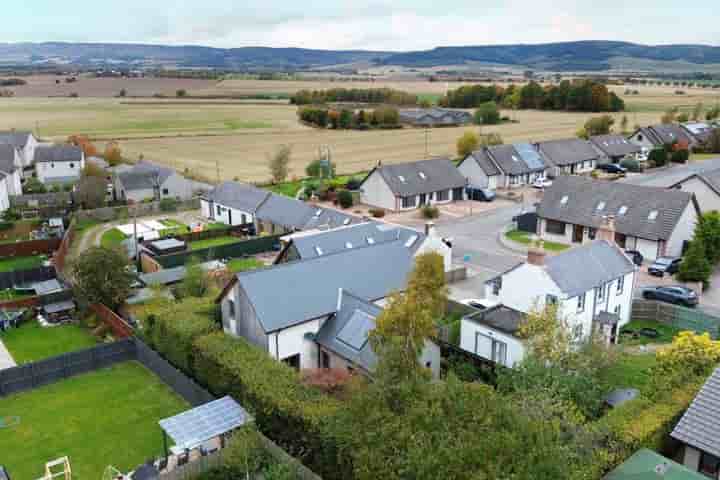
[75,198,201,222]
[631,299,720,338]
[90,303,135,339]
[52,217,76,275]
[0,238,61,257]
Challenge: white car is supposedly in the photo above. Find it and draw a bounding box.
[532,177,553,189]
[461,299,498,311]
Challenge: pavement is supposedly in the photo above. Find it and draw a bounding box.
[0,338,16,370]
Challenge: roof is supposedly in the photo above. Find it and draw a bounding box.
[203,181,270,214]
[682,122,716,143]
[366,158,467,197]
[463,148,501,176]
[255,192,317,230]
[231,240,415,332]
[118,161,175,191]
[0,145,18,174]
[637,124,696,147]
[465,305,525,336]
[0,131,32,148]
[33,279,64,296]
[159,396,252,451]
[285,221,424,260]
[487,144,546,175]
[537,138,599,166]
[34,145,83,163]
[537,175,695,241]
[302,207,361,230]
[315,290,382,372]
[544,240,636,298]
[603,449,706,480]
[590,134,642,158]
[671,367,720,458]
[139,267,187,286]
[149,238,186,252]
[399,108,472,125]
[43,300,75,314]
[673,167,720,196]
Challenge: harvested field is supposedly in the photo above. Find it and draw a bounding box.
[4,75,219,97]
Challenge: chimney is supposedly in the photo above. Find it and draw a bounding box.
[527,239,546,266]
[598,215,616,242]
[425,222,435,236]
[376,160,383,169]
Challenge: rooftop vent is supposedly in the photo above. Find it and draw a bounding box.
[314,246,323,256]
[345,242,353,249]
[618,206,628,216]
[366,237,375,245]
[648,210,659,221]
[343,218,351,225]
[405,235,419,248]
[560,195,569,205]
[418,171,427,180]
[596,201,606,212]
[398,175,406,183]
[511,155,520,162]
[314,209,323,218]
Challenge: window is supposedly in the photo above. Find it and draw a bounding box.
[320,351,330,369]
[700,452,720,477]
[418,172,426,180]
[491,277,502,295]
[560,195,569,205]
[491,340,507,366]
[618,206,628,216]
[398,175,406,183]
[70,163,75,168]
[597,284,605,302]
[216,205,222,215]
[614,305,621,317]
[436,190,449,201]
[401,196,416,208]
[227,299,236,318]
[51,162,55,168]
[577,293,586,312]
[545,219,566,235]
[546,294,558,305]
[588,228,597,240]
[596,201,606,212]
[617,276,625,295]
[162,188,169,195]
[475,333,508,366]
[282,354,301,370]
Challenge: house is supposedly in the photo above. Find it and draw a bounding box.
[399,108,473,127]
[276,221,453,272]
[460,238,636,367]
[603,449,706,480]
[670,168,720,213]
[0,130,39,169]
[315,289,440,378]
[0,173,10,212]
[359,158,466,211]
[628,124,697,151]
[114,161,194,202]
[589,135,642,164]
[201,181,269,227]
[0,144,23,195]
[458,143,548,190]
[33,145,85,184]
[671,366,720,478]
[536,138,600,175]
[217,240,423,370]
[682,121,716,145]
[537,175,698,261]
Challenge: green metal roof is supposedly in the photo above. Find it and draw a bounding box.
[604,449,705,480]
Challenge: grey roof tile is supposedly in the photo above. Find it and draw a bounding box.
[34,145,83,163]
[590,134,641,158]
[0,131,33,148]
[0,144,18,174]
[538,175,694,241]
[464,149,501,177]
[671,367,720,457]
[369,158,467,197]
[118,161,175,191]
[537,138,600,166]
[204,181,270,214]
[256,193,317,230]
[465,305,525,335]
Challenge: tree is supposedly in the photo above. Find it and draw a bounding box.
[104,141,123,166]
[692,102,704,121]
[71,246,134,309]
[620,115,629,134]
[23,177,46,194]
[692,211,720,264]
[677,112,690,123]
[267,144,291,183]
[479,132,504,147]
[706,105,720,121]
[661,106,678,124]
[179,258,210,299]
[338,109,353,129]
[67,134,98,157]
[456,131,479,158]
[176,89,187,97]
[647,147,668,167]
[650,331,720,393]
[583,115,615,137]
[337,189,353,209]
[76,175,107,209]
[305,157,336,178]
[474,101,501,125]
[518,302,575,365]
[677,238,712,286]
[118,88,127,97]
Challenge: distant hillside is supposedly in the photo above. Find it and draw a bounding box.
[1,40,719,72]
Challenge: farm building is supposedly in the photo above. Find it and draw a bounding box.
[398,108,473,127]
[536,138,600,176]
[33,145,85,184]
[359,158,466,211]
[114,160,194,202]
[458,143,548,190]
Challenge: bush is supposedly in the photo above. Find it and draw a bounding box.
[474,101,501,125]
[0,221,14,231]
[620,158,642,172]
[345,177,362,191]
[369,207,385,218]
[671,149,690,163]
[647,148,667,167]
[421,205,440,219]
[305,158,336,179]
[337,190,353,209]
[159,197,178,212]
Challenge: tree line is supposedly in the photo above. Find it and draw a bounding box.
[291,87,418,106]
[440,80,625,112]
[298,106,400,130]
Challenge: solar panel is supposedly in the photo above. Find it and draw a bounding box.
[514,143,545,170]
[337,310,375,350]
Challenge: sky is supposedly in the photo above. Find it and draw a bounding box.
[2,1,718,51]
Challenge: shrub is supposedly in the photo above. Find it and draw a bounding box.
[337,190,353,209]
[421,205,440,219]
[620,158,641,172]
[345,177,362,191]
[647,148,667,167]
[670,149,690,163]
[0,221,14,231]
[159,197,179,212]
[369,207,385,218]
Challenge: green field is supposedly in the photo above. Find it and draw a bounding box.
[620,320,682,346]
[0,255,46,273]
[0,362,188,480]
[190,236,241,251]
[0,321,98,364]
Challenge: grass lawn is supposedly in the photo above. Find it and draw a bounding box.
[268,181,303,198]
[691,153,719,162]
[505,230,569,252]
[620,319,682,345]
[0,289,35,302]
[74,219,103,232]
[203,222,230,231]
[0,255,46,273]
[0,362,188,480]
[159,219,190,237]
[101,228,128,249]
[0,219,42,244]
[189,235,241,251]
[0,321,98,364]
[226,257,265,273]
[600,353,657,392]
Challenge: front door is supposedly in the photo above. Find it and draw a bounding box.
[419,194,427,205]
[573,225,584,243]
[228,209,233,225]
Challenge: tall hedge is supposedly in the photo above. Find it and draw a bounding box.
[191,333,349,479]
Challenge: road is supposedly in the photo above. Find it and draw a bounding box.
[620,156,720,188]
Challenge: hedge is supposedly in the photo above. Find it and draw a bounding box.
[191,333,349,479]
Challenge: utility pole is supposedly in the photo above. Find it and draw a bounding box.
[215,159,220,185]
[424,128,429,158]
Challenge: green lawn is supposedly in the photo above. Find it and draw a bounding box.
[0,255,46,272]
[159,219,190,237]
[190,235,241,251]
[74,219,103,232]
[600,353,657,392]
[268,181,303,198]
[505,230,569,252]
[0,289,34,302]
[100,228,128,249]
[226,257,265,273]
[620,320,682,345]
[203,222,231,231]
[0,321,98,364]
[0,362,188,480]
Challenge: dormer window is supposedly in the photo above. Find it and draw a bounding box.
[345,242,353,249]
[648,210,659,221]
[366,237,375,245]
[314,246,323,256]
[511,155,520,162]
[596,201,606,212]
[560,196,569,205]
[343,218,351,225]
[314,209,322,218]
[618,206,628,216]
[418,172,426,180]
[398,175,406,183]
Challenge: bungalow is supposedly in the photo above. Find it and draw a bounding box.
[460,238,636,367]
[114,161,194,203]
[589,134,642,164]
[359,158,466,211]
[201,181,269,227]
[398,108,473,127]
[670,167,720,213]
[536,138,600,176]
[682,121,716,145]
[0,144,23,195]
[671,366,720,478]
[217,240,428,370]
[537,175,698,261]
[457,143,548,190]
[0,130,39,169]
[33,145,85,185]
[628,124,697,151]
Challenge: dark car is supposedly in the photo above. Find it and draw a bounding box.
[467,187,496,202]
[648,257,682,277]
[624,250,644,266]
[642,286,699,307]
[596,163,627,174]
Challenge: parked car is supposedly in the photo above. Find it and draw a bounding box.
[467,187,496,202]
[624,250,644,266]
[461,299,498,311]
[642,286,698,307]
[648,257,682,277]
[532,177,553,189]
[596,163,627,174]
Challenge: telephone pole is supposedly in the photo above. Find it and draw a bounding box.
[215,159,220,185]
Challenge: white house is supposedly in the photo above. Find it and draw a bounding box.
[34,145,85,184]
[537,175,699,261]
[359,158,466,211]
[114,160,194,203]
[536,138,600,176]
[460,237,636,367]
[0,144,23,196]
[457,143,548,190]
[670,168,720,213]
[201,181,269,227]
[628,124,698,151]
[0,130,39,170]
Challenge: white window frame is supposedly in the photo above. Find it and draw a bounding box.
[577,293,586,313]
[617,276,625,295]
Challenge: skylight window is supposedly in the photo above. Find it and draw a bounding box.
[345,242,353,249]
[560,196,569,205]
[343,218,351,225]
[648,210,659,221]
[511,155,520,162]
[405,235,419,248]
[418,171,427,180]
[367,237,375,245]
[314,246,324,256]
[618,206,628,216]
[596,201,606,211]
[314,209,322,218]
[398,175,406,183]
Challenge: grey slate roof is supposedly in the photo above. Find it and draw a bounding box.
[256,192,318,230]
[590,135,641,158]
[463,148,501,177]
[303,207,361,230]
[637,124,696,147]
[139,266,187,286]
[671,367,720,457]
[538,175,695,241]
[0,131,32,148]
[118,161,175,191]
[674,167,720,196]
[315,290,382,372]
[487,143,548,175]
[366,158,467,197]
[399,108,472,126]
[537,138,599,167]
[0,145,18,174]
[204,181,270,214]
[233,240,415,332]
[34,145,83,163]
[465,305,525,336]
